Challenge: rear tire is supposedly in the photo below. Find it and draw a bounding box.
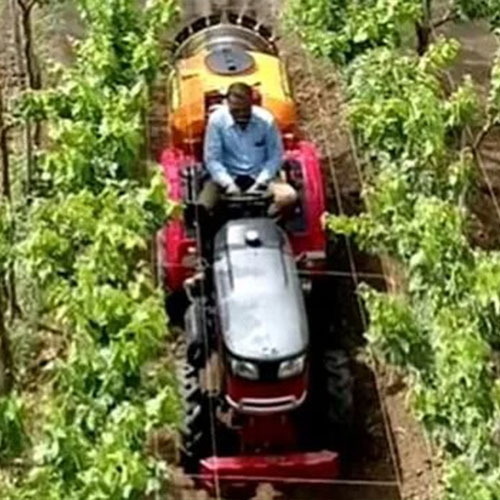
[166,290,190,327]
[324,349,354,450]
[178,361,211,473]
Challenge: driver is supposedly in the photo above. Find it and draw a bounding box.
[199,82,297,213]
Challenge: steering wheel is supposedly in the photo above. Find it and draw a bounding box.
[219,189,273,204]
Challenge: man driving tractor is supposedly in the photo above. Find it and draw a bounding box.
[199,82,297,213]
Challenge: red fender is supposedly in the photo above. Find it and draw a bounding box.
[158,148,197,291]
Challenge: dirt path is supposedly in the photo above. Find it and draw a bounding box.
[162,2,440,500]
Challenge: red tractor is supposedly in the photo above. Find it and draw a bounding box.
[157,13,353,493]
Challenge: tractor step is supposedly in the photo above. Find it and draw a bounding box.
[199,450,339,492]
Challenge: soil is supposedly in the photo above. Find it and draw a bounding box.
[163,2,439,500]
[281,40,361,216]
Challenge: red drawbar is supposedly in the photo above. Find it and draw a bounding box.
[240,413,297,450]
[199,451,340,492]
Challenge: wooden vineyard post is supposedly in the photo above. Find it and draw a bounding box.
[0,87,14,394]
[14,0,43,194]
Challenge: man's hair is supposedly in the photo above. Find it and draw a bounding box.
[227,82,253,102]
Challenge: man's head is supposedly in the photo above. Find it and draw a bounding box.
[227,82,253,129]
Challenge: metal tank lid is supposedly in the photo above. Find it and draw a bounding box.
[205,47,256,75]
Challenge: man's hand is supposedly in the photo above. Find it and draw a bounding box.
[247,182,267,194]
[224,181,241,195]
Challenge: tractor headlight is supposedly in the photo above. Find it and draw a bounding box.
[230,358,259,380]
[278,355,306,379]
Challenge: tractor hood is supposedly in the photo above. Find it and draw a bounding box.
[213,219,309,362]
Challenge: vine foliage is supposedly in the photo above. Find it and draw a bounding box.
[288,1,500,498]
[0,0,181,498]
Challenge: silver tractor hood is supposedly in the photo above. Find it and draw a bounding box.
[213,219,309,362]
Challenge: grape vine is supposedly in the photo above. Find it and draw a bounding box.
[288,0,500,498]
[0,0,181,498]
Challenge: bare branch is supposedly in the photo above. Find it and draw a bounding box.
[0,88,11,200]
[26,0,37,12]
[432,9,458,29]
[0,285,14,394]
[16,0,37,14]
[473,118,495,151]
[35,322,65,336]
[0,458,45,469]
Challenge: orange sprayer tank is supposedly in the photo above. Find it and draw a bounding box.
[168,15,297,155]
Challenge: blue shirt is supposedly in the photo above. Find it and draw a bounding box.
[204,105,284,187]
